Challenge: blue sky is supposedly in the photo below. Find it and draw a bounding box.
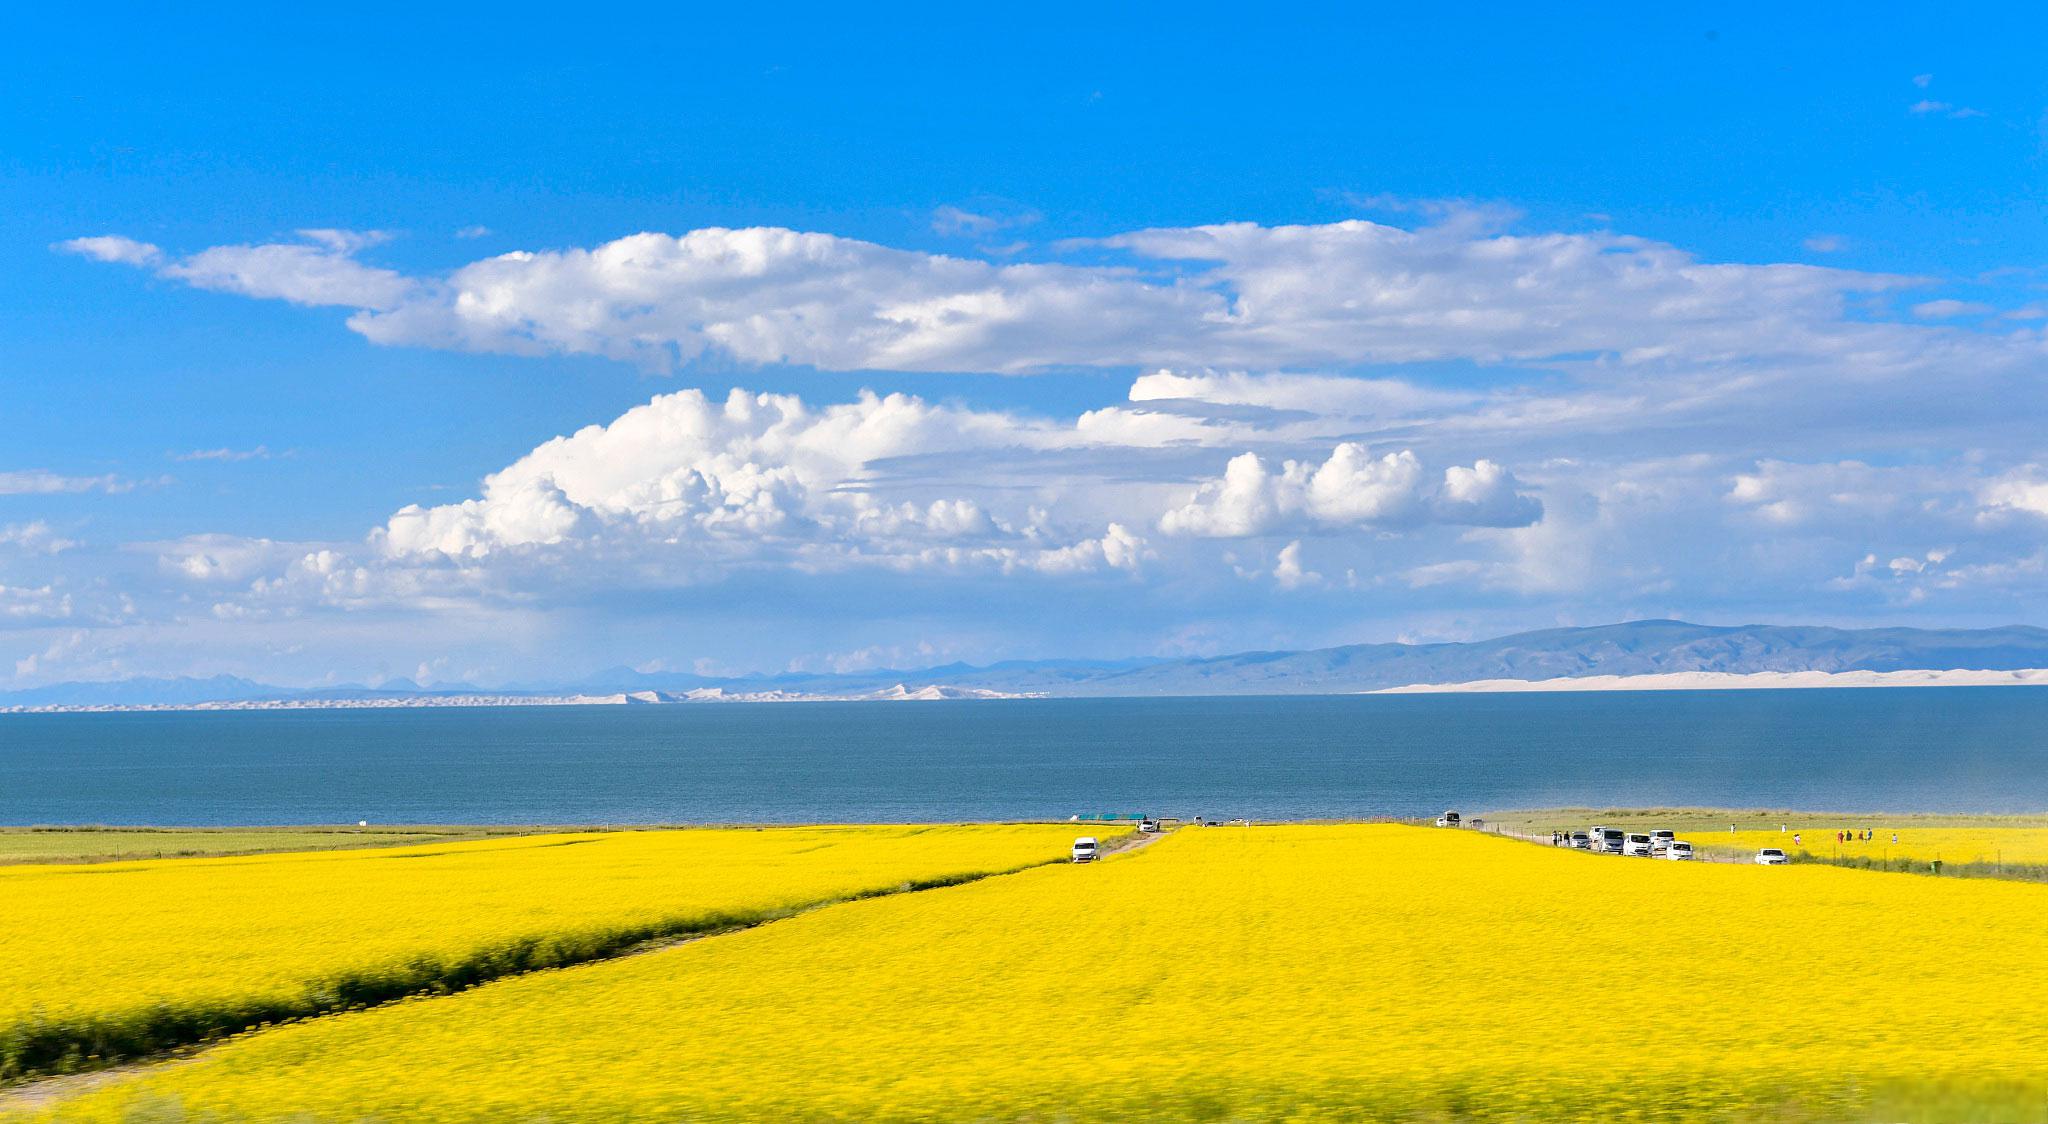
[5,3,2048,686]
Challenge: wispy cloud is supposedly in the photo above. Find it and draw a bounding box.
[1802,234,1848,254]
[1910,99,1984,120]
[59,229,413,310]
[929,202,1040,238]
[172,446,276,463]
[1911,298,1993,319]
[0,522,78,554]
[0,470,132,495]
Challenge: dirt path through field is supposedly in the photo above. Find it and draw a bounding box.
[1100,828,1168,857]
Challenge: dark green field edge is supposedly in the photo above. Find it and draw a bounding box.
[1787,853,2048,883]
[0,850,1096,1085]
[70,1071,2048,1124]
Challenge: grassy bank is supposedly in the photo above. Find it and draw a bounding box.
[0,827,519,865]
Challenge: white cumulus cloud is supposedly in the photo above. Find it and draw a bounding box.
[1159,444,1540,538]
[368,385,1142,582]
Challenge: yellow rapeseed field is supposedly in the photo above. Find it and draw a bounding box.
[28,824,2048,1122]
[0,824,1082,1079]
[1703,826,2048,866]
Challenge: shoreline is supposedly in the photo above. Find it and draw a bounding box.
[1371,667,2048,694]
[0,684,1045,715]
[9,667,2048,713]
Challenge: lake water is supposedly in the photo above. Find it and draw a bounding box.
[4,690,2047,825]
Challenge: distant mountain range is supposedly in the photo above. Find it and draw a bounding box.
[10,620,2048,710]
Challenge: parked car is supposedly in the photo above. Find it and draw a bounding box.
[1436,810,1462,828]
[1595,827,1625,854]
[1651,829,1676,846]
[1755,847,1789,866]
[1137,819,1160,833]
[1071,837,1100,863]
[1662,841,1695,861]
[1568,831,1592,850]
[1624,833,1655,857]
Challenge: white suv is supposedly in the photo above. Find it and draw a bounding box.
[1755,848,1788,866]
[1662,841,1694,861]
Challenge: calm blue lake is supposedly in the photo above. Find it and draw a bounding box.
[3,690,2046,824]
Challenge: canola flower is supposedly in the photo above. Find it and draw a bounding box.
[0,824,1082,1081]
[25,824,2048,1122]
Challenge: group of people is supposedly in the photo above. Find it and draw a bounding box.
[1792,829,1898,846]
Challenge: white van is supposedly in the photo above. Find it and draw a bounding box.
[1071,837,1100,863]
[1596,827,1625,854]
[1663,841,1695,861]
[1624,833,1655,857]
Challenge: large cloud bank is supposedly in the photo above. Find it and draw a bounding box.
[23,210,2048,684]
[61,214,2013,377]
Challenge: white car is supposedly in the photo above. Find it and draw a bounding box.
[1624,833,1655,857]
[1662,841,1694,861]
[1755,847,1789,866]
[1137,819,1160,833]
[1071,837,1100,863]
